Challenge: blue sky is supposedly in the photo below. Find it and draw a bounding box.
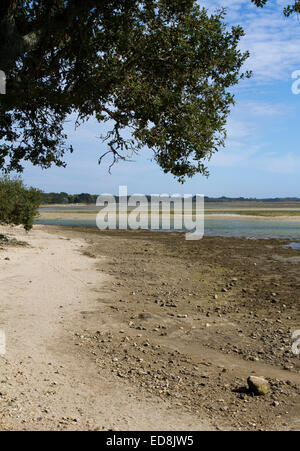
[22,0,300,197]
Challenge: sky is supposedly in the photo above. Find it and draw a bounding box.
[22,0,300,197]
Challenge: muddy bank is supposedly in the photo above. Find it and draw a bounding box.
[0,225,213,431]
[0,225,299,430]
[44,226,300,431]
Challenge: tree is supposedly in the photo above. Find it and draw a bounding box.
[0,176,42,231]
[251,0,300,15]
[0,1,250,182]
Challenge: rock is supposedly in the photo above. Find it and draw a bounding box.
[247,376,270,396]
[249,356,259,362]
[138,312,152,320]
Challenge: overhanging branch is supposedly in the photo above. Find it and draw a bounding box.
[0,0,106,73]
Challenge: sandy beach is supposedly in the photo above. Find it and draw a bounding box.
[37,209,300,223]
[0,225,299,430]
[0,225,212,431]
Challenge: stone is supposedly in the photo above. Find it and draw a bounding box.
[138,312,152,320]
[247,376,270,396]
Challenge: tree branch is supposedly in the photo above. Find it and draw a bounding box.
[0,0,105,73]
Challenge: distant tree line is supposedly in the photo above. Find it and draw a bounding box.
[41,193,300,205]
[203,196,300,203]
[42,192,98,205]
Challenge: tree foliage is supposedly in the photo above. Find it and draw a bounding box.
[0,176,42,230]
[42,192,97,204]
[251,0,300,16]
[0,1,250,181]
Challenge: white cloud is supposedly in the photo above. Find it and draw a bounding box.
[199,1,300,82]
[209,144,260,167]
[261,152,300,174]
[239,100,292,116]
[210,141,300,175]
[208,95,297,173]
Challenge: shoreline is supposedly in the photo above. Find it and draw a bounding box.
[35,211,300,241]
[52,224,300,431]
[34,220,300,241]
[37,210,300,221]
[0,224,213,431]
[1,225,299,431]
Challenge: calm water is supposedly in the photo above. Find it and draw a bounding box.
[284,242,300,249]
[40,205,98,211]
[35,212,300,240]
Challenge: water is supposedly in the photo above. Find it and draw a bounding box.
[36,218,97,227]
[202,217,300,239]
[283,242,300,249]
[35,212,300,239]
[40,205,98,211]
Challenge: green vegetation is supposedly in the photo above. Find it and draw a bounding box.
[40,193,300,206]
[42,192,98,205]
[213,210,300,217]
[0,1,249,181]
[204,197,300,203]
[0,176,42,231]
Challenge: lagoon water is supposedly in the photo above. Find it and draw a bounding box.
[35,208,300,240]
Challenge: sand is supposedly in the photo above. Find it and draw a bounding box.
[47,226,299,431]
[0,225,299,431]
[0,225,212,431]
[37,209,300,223]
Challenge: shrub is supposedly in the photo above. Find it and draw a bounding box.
[0,176,42,231]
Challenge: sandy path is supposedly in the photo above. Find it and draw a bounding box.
[0,225,212,431]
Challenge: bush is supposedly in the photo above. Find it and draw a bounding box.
[0,176,42,231]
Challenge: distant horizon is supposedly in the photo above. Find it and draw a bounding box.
[40,191,300,203]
